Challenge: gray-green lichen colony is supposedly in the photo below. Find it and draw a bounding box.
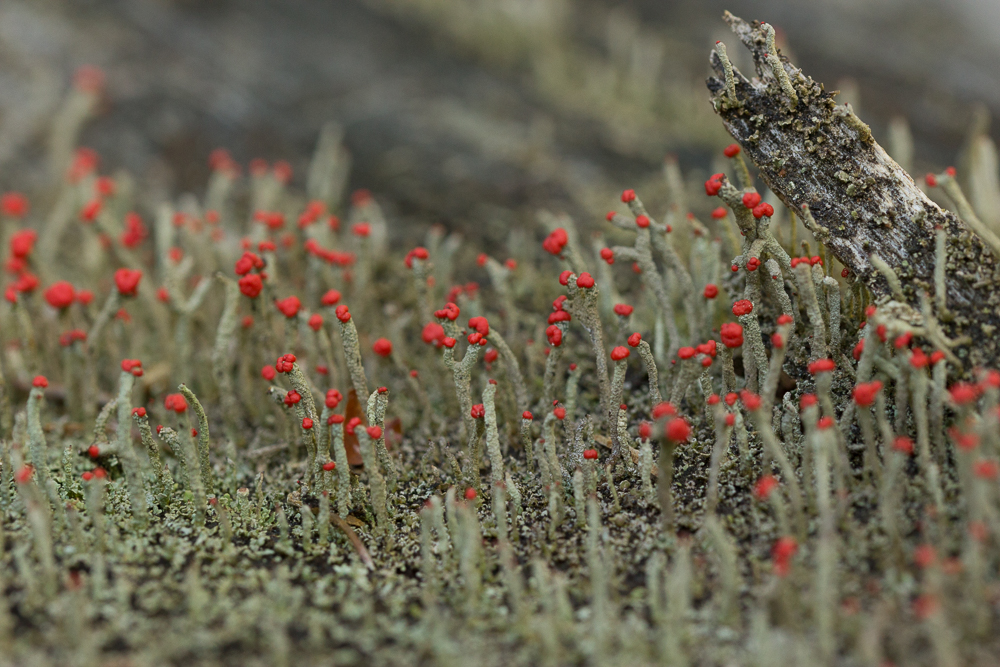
[1,11,1000,667]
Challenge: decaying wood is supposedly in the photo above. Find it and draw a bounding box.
[706,12,1000,370]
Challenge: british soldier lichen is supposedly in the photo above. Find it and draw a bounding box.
[3,16,1000,666]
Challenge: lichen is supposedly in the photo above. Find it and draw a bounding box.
[1,14,1000,667]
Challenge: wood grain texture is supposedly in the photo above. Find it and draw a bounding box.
[707,12,1000,369]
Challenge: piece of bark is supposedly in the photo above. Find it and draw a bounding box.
[706,12,1000,370]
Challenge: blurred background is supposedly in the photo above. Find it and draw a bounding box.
[1,0,999,239]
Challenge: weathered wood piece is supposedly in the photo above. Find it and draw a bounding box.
[706,12,1000,369]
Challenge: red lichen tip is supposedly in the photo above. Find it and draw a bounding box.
[741,192,762,209]
[914,544,937,569]
[366,426,382,439]
[302,418,314,430]
[753,474,778,500]
[468,316,489,336]
[464,487,477,501]
[949,427,979,451]
[545,324,563,347]
[320,289,342,307]
[664,417,691,443]
[15,465,34,485]
[583,448,599,460]
[611,346,630,361]
[405,246,430,268]
[971,456,999,480]
[372,337,393,357]
[909,348,929,369]
[275,353,297,374]
[807,358,836,374]
[10,229,38,259]
[44,281,75,309]
[164,393,188,413]
[32,375,48,388]
[318,390,341,412]
[621,189,636,203]
[704,173,724,196]
[949,382,981,405]
[322,461,336,471]
[276,295,301,319]
[415,322,445,349]
[80,198,103,223]
[237,273,262,299]
[892,436,913,455]
[723,143,741,158]
[732,299,753,316]
[741,390,762,410]
[548,309,571,325]
[114,268,142,296]
[720,322,744,348]
[342,417,361,435]
[1,192,29,219]
[627,332,642,347]
[651,402,677,419]
[522,411,533,421]
[335,304,351,322]
[703,284,718,299]
[635,214,650,228]
[852,380,883,407]
[542,228,568,256]
[576,272,595,289]
[772,536,798,576]
[553,406,566,420]
[752,202,774,219]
